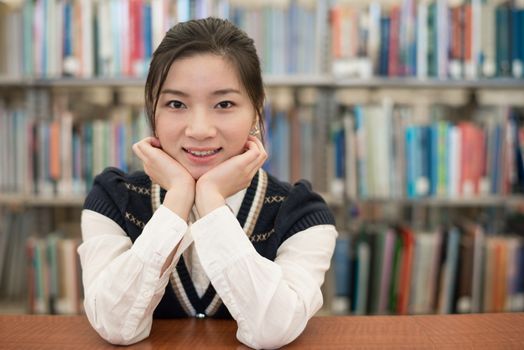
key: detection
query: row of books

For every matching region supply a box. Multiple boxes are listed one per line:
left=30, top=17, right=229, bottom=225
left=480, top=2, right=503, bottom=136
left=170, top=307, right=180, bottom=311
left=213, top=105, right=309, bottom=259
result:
left=0, top=0, right=326, bottom=78
left=0, top=105, right=149, bottom=196
left=0, top=206, right=82, bottom=314
left=27, top=234, right=83, bottom=315
left=331, top=0, right=524, bottom=79
left=332, top=221, right=524, bottom=315
left=3, top=97, right=524, bottom=200
left=330, top=104, right=524, bottom=199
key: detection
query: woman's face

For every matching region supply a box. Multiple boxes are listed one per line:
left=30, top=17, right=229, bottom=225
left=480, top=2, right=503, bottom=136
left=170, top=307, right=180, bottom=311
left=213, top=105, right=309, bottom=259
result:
left=155, top=53, right=257, bottom=180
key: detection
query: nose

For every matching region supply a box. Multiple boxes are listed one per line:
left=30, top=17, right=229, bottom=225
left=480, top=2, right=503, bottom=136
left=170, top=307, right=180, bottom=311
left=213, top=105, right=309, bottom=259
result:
left=184, top=108, right=217, bottom=140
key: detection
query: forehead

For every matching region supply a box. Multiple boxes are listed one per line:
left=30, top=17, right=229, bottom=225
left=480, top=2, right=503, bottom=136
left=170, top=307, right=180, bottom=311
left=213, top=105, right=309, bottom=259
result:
left=163, top=53, right=244, bottom=93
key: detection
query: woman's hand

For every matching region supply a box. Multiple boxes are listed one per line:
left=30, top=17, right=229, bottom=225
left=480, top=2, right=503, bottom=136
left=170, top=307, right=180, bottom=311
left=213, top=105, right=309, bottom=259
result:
left=195, top=135, right=268, bottom=216
left=132, top=137, right=195, bottom=220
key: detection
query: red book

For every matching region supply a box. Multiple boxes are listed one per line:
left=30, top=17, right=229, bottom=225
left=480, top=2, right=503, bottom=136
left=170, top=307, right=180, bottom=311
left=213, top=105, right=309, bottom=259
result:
left=464, top=4, right=472, bottom=62
left=330, top=6, right=343, bottom=59
left=129, top=0, right=144, bottom=76
left=388, top=6, right=400, bottom=76
left=397, top=226, right=414, bottom=314
left=49, top=120, right=61, bottom=182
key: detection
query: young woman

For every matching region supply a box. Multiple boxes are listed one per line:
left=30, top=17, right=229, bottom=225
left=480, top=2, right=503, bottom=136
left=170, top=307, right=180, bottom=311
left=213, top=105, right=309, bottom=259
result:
left=78, top=17, right=337, bottom=349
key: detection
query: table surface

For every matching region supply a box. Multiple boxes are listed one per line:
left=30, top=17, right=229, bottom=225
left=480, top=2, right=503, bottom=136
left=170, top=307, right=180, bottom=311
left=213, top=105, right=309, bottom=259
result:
left=1, top=313, right=524, bottom=349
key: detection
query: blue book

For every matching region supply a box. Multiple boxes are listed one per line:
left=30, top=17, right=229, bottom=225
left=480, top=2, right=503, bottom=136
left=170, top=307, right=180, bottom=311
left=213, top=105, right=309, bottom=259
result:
left=512, top=8, right=524, bottom=77
left=143, top=2, right=152, bottom=62
left=63, top=3, right=72, bottom=59
left=491, top=124, right=502, bottom=194
left=429, top=123, right=439, bottom=196
left=405, top=126, right=416, bottom=198
left=379, top=17, right=391, bottom=76
left=354, top=106, right=367, bottom=197
left=333, top=236, right=351, bottom=298
left=83, top=122, right=94, bottom=191
left=496, top=3, right=512, bottom=77
left=333, top=122, right=345, bottom=179
left=419, top=126, right=430, bottom=197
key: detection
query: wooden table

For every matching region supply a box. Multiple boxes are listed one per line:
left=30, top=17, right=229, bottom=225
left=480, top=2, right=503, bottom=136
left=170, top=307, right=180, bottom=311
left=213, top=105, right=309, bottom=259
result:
left=1, top=313, right=524, bottom=349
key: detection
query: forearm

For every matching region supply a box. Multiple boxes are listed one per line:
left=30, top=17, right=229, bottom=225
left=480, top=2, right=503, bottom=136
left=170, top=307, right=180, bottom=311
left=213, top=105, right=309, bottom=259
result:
left=79, top=208, right=190, bottom=344
left=190, top=207, right=336, bottom=349
left=82, top=250, right=173, bottom=345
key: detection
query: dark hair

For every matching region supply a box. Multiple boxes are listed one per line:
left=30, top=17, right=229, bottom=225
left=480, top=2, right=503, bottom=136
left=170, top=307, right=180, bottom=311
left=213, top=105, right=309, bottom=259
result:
left=145, top=17, right=265, bottom=141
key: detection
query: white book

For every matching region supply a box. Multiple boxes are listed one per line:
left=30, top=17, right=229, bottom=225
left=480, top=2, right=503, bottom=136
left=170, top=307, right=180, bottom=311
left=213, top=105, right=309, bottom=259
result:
left=4, top=6, right=24, bottom=77
left=437, top=0, right=449, bottom=78
left=410, top=234, right=425, bottom=314
left=471, top=225, right=485, bottom=313
left=151, top=0, right=164, bottom=51
left=417, top=1, right=428, bottom=79
left=505, top=237, right=519, bottom=311
left=45, top=0, right=58, bottom=77
left=412, top=233, right=436, bottom=314
left=465, top=0, right=482, bottom=79
left=481, top=1, right=496, bottom=77
left=376, top=100, right=393, bottom=198
left=0, top=106, right=6, bottom=191
left=97, top=0, right=112, bottom=76
left=343, top=111, right=357, bottom=199
left=56, top=238, right=80, bottom=314
left=81, top=0, right=93, bottom=77
left=314, top=0, right=328, bottom=74
left=58, top=111, right=73, bottom=196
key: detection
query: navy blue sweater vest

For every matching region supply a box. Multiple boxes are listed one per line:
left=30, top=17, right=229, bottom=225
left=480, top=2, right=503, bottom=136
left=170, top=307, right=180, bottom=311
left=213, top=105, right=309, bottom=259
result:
left=84, top=167, right=335, bottom=319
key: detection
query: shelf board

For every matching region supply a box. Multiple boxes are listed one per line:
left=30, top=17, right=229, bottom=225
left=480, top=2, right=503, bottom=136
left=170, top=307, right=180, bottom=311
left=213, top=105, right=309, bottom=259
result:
left=334, top=77, right=524, bottom=89
left=351, top=195, right=524, bottom=207
left=0, top=300, right=26, bottom=314
left=1, top=193, right=522, bottom=207
left=1, top=76, right=524, bottom=89
left=0, top=194, right=85, bottom=207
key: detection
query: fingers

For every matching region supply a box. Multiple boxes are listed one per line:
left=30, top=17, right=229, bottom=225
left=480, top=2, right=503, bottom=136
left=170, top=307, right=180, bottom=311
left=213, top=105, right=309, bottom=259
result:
left=133, top=137, right=162, bottom=161
left=240, top=137, right=267, bottom=177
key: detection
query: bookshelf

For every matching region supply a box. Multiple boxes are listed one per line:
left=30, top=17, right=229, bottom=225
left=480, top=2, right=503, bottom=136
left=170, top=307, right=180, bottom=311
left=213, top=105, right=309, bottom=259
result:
left=1, top=0, right=524, bottom=317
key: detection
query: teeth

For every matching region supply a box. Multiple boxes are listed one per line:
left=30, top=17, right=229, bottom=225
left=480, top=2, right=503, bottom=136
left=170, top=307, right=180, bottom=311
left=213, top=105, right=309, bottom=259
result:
left=187, top=149, right=219, bottom=156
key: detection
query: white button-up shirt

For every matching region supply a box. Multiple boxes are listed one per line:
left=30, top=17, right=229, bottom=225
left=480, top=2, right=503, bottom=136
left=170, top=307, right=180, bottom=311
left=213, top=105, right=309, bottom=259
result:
left=78, top=188, right=337, bottom=349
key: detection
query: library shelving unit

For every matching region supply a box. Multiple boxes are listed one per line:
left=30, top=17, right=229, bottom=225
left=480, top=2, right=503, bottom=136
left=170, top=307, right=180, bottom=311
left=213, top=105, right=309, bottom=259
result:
left=1, top=0, right=524, bottom=317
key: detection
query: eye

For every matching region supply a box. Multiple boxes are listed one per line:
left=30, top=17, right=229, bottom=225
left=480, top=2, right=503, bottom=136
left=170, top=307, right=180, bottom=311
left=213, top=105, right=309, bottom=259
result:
left=166, top=100, right=186, bottom=109
left=215, top=101, right=234, bottom=109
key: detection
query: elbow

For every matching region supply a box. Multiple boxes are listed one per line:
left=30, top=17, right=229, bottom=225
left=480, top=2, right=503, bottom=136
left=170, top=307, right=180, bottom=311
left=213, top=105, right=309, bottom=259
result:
left=91, top=319, right=150, bottom=346
left=238, top=324, right=306, bottom=350
left=237, top=314, right=308, bottom=350
left=100, top=332, right=147, bottom=346
left=83, top=297, right=151, bottom=346
left=237, top=293, right=321, bottom=349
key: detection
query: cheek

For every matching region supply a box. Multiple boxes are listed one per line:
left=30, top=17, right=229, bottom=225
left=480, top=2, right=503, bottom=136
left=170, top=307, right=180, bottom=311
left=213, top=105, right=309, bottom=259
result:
left=226, top=127, right=251, bottom=155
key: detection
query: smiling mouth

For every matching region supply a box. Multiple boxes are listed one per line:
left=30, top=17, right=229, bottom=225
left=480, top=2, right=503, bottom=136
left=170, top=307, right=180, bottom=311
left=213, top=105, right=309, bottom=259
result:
left=183, top=147, right=222, bottom=157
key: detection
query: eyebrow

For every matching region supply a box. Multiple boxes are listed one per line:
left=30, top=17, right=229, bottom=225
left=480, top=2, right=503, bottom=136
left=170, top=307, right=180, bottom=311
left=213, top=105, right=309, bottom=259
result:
left=160, top=88, right=242, bottom=97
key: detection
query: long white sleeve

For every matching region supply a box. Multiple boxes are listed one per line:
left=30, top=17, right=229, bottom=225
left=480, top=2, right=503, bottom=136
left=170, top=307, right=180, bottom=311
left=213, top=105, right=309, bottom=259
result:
left=79, top=205, right=337, bottom=348
left=78, top=206, right=189, bottom=345
left=191, top=206, right=337, bottom=349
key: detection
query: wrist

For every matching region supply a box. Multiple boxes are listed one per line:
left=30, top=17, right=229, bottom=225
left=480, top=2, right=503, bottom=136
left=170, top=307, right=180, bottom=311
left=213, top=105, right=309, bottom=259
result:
left=195, top=183, right=225, bottom=216
left=163, top=189, right=194, bottom=221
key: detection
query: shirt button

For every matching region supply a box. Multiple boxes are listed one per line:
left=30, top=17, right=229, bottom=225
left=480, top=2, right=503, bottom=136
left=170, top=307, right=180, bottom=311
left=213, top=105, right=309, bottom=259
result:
left=195, top=313, right=206, bottom=319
